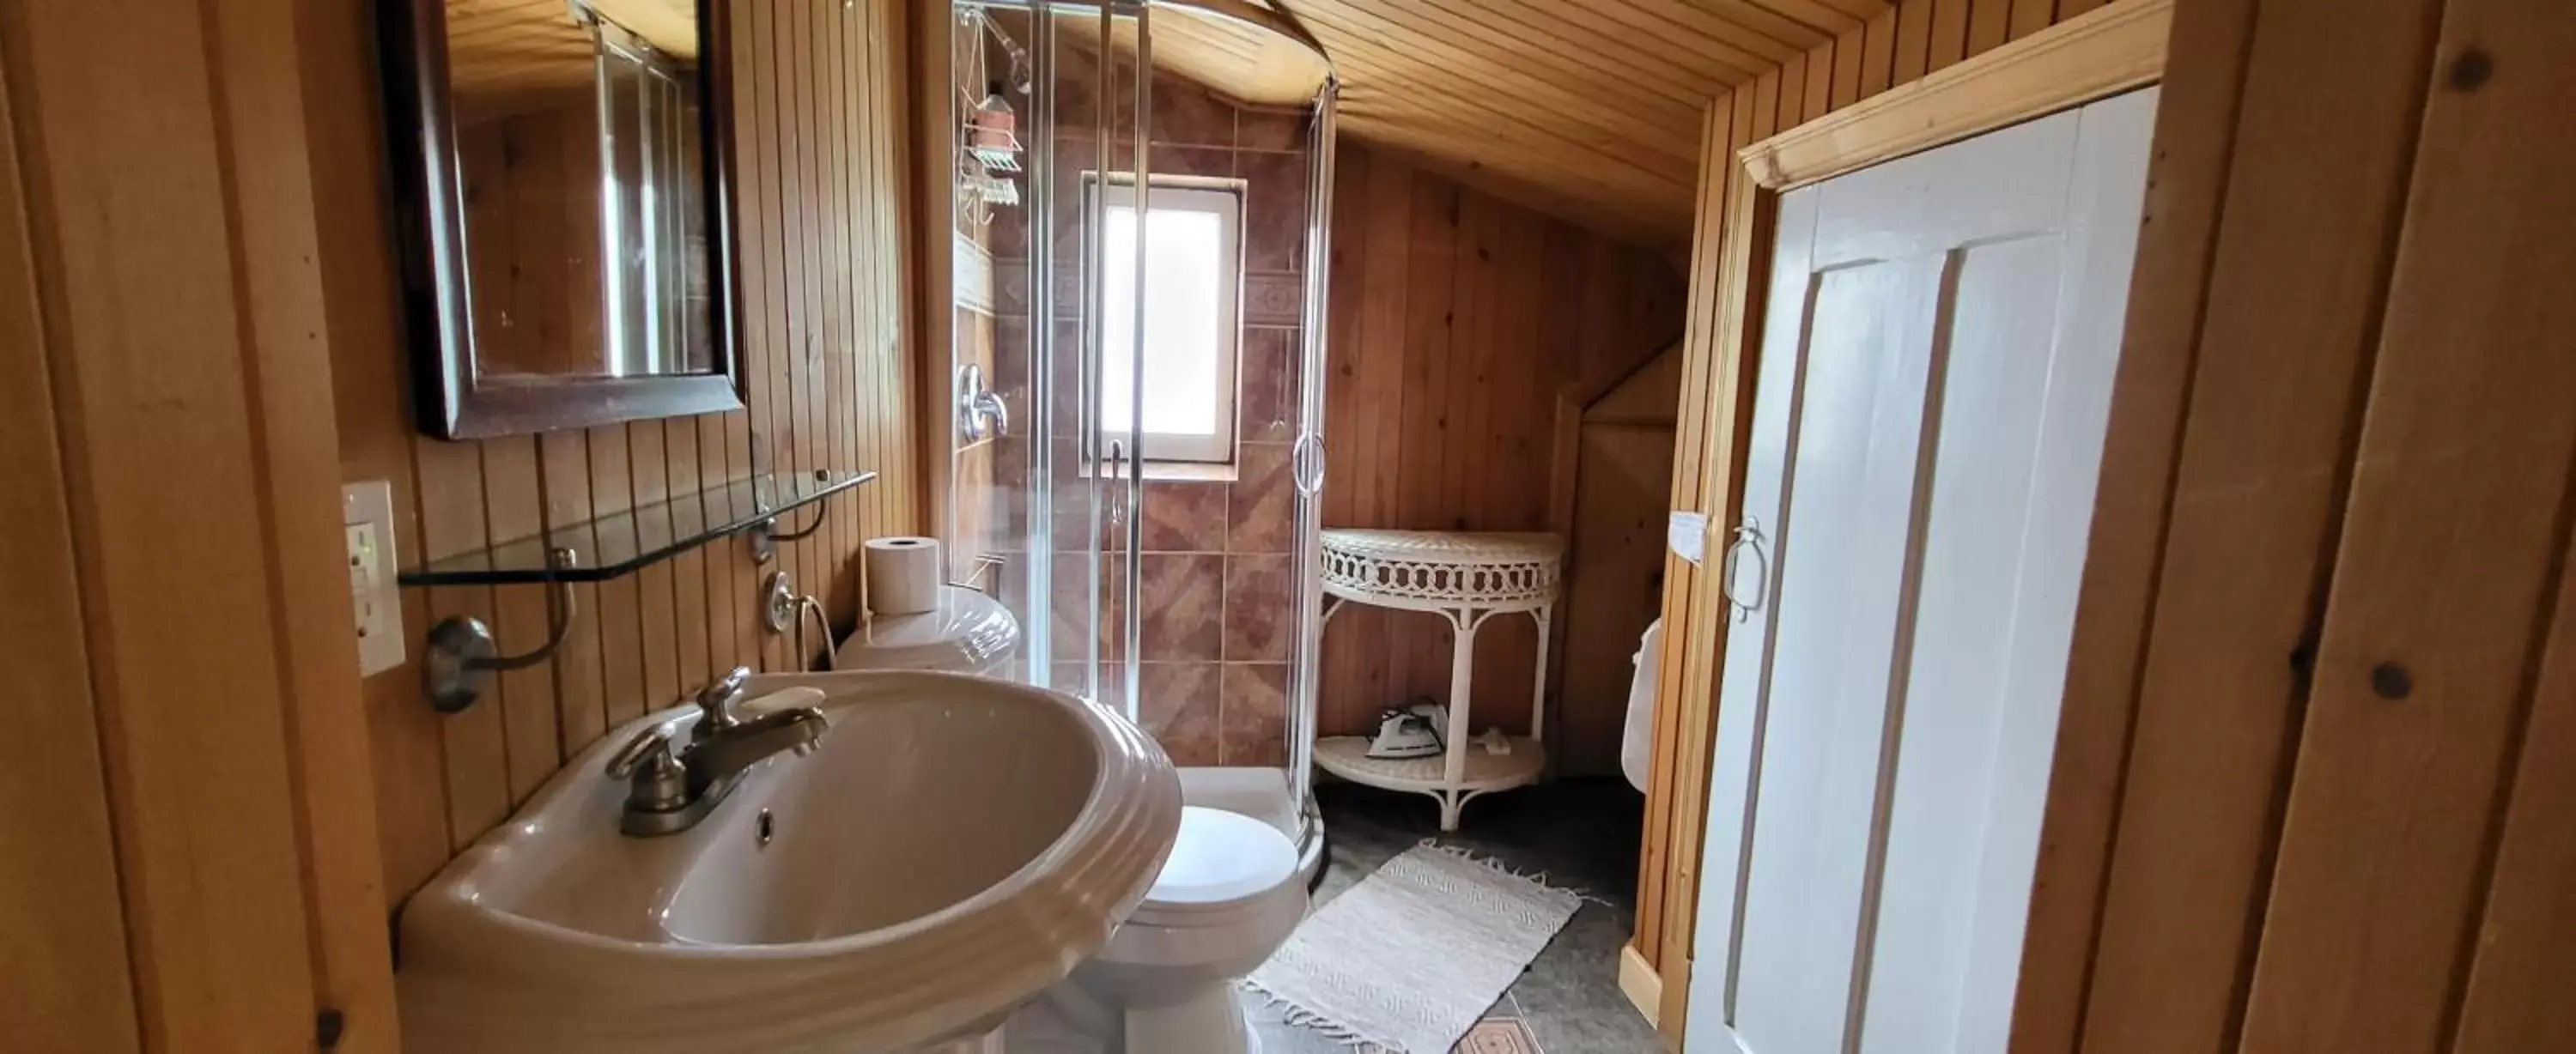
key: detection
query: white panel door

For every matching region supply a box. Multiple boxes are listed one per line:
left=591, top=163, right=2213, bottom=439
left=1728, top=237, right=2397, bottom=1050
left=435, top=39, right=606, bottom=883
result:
left=1687, top=88, right=2159, bottom=1054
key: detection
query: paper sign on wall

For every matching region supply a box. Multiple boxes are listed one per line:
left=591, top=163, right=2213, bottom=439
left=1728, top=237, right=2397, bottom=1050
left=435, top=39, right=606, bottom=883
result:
left=1669, top=511, right=1710, bottom=566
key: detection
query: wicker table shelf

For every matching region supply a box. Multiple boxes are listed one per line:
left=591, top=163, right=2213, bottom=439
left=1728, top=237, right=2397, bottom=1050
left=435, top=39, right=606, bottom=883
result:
left=1313, top=530, right=1562, bottom=831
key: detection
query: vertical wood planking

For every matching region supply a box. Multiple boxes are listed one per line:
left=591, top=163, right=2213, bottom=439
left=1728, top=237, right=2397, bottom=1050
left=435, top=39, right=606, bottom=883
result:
left=1634, top=0, right=2195, bottom=1006
left=1317, top=142, right=1685, bottom=733
left=1776, top=53, right=1810, bottom=134
left=2239, top=1, right=2576, bottom=1048
left=0, top=39, right=145, bottom=1051
left=1893, top=0, right=1935, bottom=83
left=2, top=0, right=349, bottom=1043
left=2009, top=0, right=2058, bottom=40
left=298, top=0, right=452, bottom=909
left=1929, top=0, right=1972, bottom=70
left=2455, top=544, right=2576, bottom=1054
left=1861, top=9, right=1899, bottom=98
left=1801, top=40, right=1835, bottom=124
left=589, top=425, right=649, bottom=730
left=2007, top=0, right=2258, bottom=1050
left=627, top=421, right=682, bottom=707
left=303, top=0, right=920, bottom=930
left=483, top=437, right=561, bottom=803
left=1832, top=24, right=1866, bottom=110
left=733, top=0, right=783, bottom=672
left=1966, top=0, right=2014, bottom=56
left=540, top=432, right=607, bottom=755
left=744, top=0, right=788, bottom=671
left=2075, top=2, right=2445, bottom=1052
left=418, top=437, right=511, bottom=846
left=665, top=421, right=713, bottom=693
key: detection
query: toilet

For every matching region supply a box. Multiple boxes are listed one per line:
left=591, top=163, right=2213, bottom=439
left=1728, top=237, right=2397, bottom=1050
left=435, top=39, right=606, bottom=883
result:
left=1074, top=806, right=1308, bottom=1054
left=833, top=585, right=1019, bottom=675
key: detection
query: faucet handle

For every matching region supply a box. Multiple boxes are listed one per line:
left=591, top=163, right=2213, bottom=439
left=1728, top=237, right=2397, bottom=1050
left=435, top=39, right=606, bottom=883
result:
left=605, top=722, right=677, bottom=779
left=693, top=666, right=755, bottom=739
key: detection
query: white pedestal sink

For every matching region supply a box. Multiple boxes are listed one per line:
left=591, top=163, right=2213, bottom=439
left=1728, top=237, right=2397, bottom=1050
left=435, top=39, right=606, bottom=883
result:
left=396, top=670, right=1182, bottom=1053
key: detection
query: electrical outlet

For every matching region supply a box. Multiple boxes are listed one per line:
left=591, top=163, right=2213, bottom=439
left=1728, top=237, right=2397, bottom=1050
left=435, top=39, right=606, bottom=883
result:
left=345, top=481, right=405, bottom=676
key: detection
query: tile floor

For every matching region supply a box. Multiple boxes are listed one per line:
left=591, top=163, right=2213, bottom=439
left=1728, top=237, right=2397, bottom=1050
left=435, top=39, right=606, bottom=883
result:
left=1248, top=778, right=1669, bottom=1054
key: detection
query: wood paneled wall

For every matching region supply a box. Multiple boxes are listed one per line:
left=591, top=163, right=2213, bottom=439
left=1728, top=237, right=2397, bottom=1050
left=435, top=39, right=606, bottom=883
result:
left=1631, top=0, right=2145, bottom=1033
left=307, top=0, right=921, bottom=912
left=1317, top=142, right=1686, bottom=739
left=1643, top=1, right=2576, bottom=1052
left=3, top=0, right=398, bottom=1047
left=2024, top=0, right=2576, bottom=1051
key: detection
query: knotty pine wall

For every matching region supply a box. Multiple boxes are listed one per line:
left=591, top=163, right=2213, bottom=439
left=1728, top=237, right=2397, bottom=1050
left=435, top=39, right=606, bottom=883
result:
left=1317, top=142, right=1686, bottom=742
left=1631, top=0, right=2143, bottom=1030
left=310, top=0, right=921, bottom=910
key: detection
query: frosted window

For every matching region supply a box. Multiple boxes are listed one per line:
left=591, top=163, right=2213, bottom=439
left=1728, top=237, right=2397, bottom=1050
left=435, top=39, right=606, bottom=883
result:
left=1096, top=180, right=1242, bottom=463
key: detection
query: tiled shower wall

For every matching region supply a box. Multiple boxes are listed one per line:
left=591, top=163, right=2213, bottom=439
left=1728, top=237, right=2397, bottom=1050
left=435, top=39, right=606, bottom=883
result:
left=987, top=33, right=1311, bottom=768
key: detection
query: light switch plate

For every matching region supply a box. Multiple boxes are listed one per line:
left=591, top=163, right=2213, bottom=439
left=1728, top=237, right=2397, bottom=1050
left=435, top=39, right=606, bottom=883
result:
left=1668, top=511, right=1710, bottom=566
left=344, top=481, right=405, bottom=676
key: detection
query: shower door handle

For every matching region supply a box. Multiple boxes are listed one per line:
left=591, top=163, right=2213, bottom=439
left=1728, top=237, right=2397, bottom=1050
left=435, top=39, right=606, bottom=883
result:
left=1291, top=433, right=1326, bottom=497
left=1103, top=440, right=1127, bottom=531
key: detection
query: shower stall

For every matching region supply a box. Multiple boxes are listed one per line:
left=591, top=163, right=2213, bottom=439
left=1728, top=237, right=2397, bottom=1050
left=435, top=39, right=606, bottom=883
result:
left=939, top=0, right=1337, bottom=877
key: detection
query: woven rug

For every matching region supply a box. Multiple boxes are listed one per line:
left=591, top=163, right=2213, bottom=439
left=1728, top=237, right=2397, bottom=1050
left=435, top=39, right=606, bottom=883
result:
left=1453, top=1018, right=1543, bottom=1053
left=1248, top=845, right=1580, bottom=1054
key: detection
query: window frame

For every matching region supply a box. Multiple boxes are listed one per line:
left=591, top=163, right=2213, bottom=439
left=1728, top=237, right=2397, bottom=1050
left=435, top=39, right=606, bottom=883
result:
left=1083, top=173, right=1246, bottom=466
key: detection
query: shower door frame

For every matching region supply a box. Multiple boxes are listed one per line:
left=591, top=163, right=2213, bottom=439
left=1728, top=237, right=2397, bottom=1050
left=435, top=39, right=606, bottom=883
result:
left=939, top=0, right=1338, bottom=857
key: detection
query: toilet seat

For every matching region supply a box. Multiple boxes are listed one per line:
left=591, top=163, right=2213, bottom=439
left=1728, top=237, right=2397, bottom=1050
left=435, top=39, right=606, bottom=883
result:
left=1125, top=808, right=1300, bottom=929
left=1078, top=807, right=1308, bottom=1053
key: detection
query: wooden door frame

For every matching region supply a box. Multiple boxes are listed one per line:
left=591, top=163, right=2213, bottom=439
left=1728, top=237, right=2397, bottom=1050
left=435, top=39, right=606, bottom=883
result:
left=1636, top=0, right=2172, bottom=1042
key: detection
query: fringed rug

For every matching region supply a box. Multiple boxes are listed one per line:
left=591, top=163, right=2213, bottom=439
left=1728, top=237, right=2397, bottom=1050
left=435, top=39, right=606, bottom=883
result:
left=1247, top=844, right=1581, bottom=1054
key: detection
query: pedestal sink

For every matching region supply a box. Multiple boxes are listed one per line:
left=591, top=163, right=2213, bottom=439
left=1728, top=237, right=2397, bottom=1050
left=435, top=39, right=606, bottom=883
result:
left=396, top=670, right=1182, bottom=1053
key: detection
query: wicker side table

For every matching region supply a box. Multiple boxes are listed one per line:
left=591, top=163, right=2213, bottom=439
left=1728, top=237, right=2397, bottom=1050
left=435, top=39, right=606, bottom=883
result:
left=1311, top=530, right=1563, bottom=830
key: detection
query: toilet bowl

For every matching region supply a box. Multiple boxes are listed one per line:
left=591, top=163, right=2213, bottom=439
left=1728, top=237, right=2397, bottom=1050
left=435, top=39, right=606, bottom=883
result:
left=1075, top=806, right=1307, bottom=1054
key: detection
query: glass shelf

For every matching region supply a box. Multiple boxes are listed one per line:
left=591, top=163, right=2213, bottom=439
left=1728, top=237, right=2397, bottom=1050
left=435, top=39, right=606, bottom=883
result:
left=398, top=469, right=878, bottom=587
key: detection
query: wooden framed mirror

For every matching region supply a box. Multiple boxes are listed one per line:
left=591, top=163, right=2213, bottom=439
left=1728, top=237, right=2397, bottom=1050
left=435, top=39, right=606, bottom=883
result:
left=379, top=0, right=741, bottom=439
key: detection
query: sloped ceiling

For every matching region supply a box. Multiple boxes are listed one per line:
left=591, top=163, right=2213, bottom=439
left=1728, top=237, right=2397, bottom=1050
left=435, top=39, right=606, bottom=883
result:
left=1153, top=0, right=1897, bottom=245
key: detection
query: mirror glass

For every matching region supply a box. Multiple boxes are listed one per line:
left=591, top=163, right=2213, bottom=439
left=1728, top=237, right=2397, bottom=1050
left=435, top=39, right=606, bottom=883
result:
left=443, top=0, right=713, bottom=379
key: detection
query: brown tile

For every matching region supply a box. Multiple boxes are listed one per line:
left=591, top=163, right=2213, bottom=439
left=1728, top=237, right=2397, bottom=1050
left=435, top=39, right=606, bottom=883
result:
left=1050, top=551, right=1121, bottom=651
left=991, top=313, right=1030, bottom=408
left=1229, top=443, right=1295, bottom=553
left=1242, top=271, right=1303, bottom=327
left=1149, top=143, right=1233, bottom=180
left=1220, top=663, right=1289, bottom=766
left=1238, top=326, right=1301, bottom=442
left=1047, top=319, right=1086, bottom=439
left=1223, top=554, right=1293, bottom=662
left=1048, top=45, right=1122, bottom=132
left=1150, top=73, right=1236, bottom=148
left=1236, top=107, right=1310, bottom=152
left=1140, top=662, right=1221, bottom=766
left=993, top=259, right=1030, bottom=316
left=1237, top=148, right=1309, bottom=273
left=1049, top=439, right=1104, bottom=549
left=1139, top=553, right=1223, bottom=660
left=1140, top=482, right=1228, bottom=552
left=1053, top=660, right=1122, bottom=706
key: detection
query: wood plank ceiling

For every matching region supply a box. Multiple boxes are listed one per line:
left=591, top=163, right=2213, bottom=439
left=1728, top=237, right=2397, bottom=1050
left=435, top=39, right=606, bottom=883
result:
left=1224, top=0, right=1897, bottom=244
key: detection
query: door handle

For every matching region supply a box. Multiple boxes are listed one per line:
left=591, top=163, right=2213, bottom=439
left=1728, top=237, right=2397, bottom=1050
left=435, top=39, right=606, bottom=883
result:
left=1291, top=432, right=1327, bottom=496
left=1719, top=514, right=1770, bottom=623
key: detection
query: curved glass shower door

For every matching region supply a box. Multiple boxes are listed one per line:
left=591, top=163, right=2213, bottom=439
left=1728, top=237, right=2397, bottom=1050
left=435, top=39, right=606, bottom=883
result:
left=946, top=0, right=1334, bottom=877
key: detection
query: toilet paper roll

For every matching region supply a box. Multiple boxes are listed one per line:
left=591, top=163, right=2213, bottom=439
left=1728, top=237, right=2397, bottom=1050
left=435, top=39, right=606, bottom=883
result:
left=864, top=536, right=944, bottom=615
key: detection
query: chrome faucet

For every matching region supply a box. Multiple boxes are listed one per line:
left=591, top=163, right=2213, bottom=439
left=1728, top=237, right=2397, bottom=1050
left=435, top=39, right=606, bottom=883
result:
left=605, top=666, right=829, bottom=837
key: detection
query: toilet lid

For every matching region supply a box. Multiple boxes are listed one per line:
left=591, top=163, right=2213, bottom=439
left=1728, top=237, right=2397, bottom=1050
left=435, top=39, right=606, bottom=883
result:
left=1144, top=807, right=1298, bottom=911
left=832, top=586, right=1020, bottom=673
